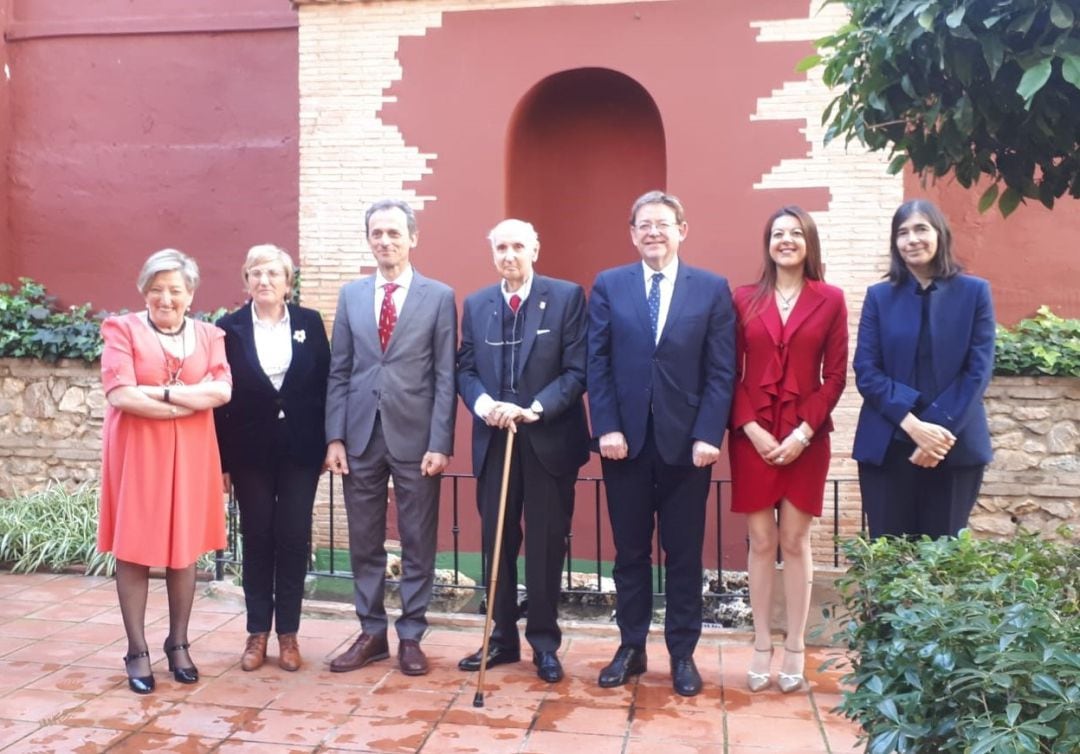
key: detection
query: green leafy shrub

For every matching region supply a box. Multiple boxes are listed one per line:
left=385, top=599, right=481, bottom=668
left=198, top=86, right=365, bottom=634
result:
left=0, top=483, right=115, bottom=575
left=0, top=279, right=106, bottom=362
left=995, top=306, right=1080, bottom=377
left=831, top=531, right=1080, bottom=754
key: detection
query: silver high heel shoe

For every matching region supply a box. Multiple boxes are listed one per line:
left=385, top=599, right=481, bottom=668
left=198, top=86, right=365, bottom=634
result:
left=747, top=646, right=773, bottom=693
left=778, top=646, right=805, bottom=694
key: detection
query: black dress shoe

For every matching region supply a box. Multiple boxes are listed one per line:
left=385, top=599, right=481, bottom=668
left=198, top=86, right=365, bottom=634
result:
left=598, top=645, right=647, bottom=688
left=123, top=650, right=155, bottom=695
left=163, top=639, right=199, bottom=684
left=533, top=651, right=564, bottom=683
left=458, top=644, right=521, bottom=672
left=671, top=656, right=702, bottom=697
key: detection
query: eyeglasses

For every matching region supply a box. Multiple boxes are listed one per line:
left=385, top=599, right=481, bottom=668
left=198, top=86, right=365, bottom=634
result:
left=633, top=221, right=680, bottom=234
left=249, top=269, right=284, bottom=281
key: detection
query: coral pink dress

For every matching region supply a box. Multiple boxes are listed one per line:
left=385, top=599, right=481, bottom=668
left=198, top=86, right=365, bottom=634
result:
left=98, top=313, right=232, bottom=568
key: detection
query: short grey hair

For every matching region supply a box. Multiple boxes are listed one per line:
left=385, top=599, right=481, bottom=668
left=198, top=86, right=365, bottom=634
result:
left=137, top=249, right=200, bottom=295
left=364, top=199, right=418, bottom=236
left=243, top=243, right=295, bottom=301
left=487, top=218, right=539, bottom=249
left=630, top=190, right=686, bottom=226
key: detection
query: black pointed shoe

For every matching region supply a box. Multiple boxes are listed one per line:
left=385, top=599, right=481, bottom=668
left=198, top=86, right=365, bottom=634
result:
left=598, top=645, right=647, bottom=688
left=123, top=650, right=155, bottom=695
left=671, top=656, right=702, bottom=697
left=163, top=639, right=199, bottom=684
left=457, top=644, right=521, bottom=672
left=533, top=651, right=564, bottom=683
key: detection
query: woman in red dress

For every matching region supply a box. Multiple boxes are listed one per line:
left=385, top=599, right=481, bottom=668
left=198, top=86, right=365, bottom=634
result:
left=729, top=207, right=847, bottom=693
left=98, top=249, right=232, bottom=694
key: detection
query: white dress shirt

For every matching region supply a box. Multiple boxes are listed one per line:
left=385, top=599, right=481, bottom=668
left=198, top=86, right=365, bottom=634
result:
left=373, top=265, right=414, bottom=324
left=251, top=303, right=292, bottom=391
left=643, top=257, right=679, bottom=344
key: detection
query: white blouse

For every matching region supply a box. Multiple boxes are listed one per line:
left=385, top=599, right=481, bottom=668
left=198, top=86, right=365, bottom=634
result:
left=252, top=303, right=292, bottom=391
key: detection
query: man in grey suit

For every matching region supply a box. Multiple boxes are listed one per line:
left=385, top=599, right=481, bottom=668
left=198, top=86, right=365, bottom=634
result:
left=324, top=199, right=457, bottom=676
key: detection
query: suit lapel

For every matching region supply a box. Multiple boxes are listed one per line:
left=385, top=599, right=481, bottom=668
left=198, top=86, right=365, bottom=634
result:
left=356, top=276, right=380, bottom=354
left=780, top=281, right=826, bottom=343
left=386, top=271, right=426, bottom=355
left=237, top=305, right=277, bottom=392
left=516, top=276, right=548, bottom=371
left=890, top=281, right=921, bottom=379
left=659, top=263, right=692, bottom=346
left=627, top=265, right=652, bottom=337
left=279, top=304, right=304, bottom=393
left=481, top=287, right=504, bottom=388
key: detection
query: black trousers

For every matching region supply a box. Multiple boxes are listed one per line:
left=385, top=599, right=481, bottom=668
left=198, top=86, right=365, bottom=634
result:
left=858, top=441, right=985, bottom=539
left=479, top=429, right=575, bottom=654
left=230, top=459, right=322, bottom=635
left=600, top=428, right=710, bottom=659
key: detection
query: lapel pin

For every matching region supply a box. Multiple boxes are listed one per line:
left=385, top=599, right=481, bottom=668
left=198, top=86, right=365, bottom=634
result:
left=539, top=301, right=547, bottom=310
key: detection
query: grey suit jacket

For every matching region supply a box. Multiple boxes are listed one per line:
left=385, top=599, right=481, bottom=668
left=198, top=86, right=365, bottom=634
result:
left=325, top=269, right=457, bottom=462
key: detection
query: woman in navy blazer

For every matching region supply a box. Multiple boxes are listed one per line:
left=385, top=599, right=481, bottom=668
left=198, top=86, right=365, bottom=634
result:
left=853, top=200, right=995, bottom=539
left=215, top=245, right=330, bottom=672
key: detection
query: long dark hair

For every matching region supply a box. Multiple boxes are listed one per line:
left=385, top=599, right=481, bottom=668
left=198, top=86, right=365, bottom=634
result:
left=887, top=199, right=963, bottom=284
left=747, top=206, right=824, bottom=316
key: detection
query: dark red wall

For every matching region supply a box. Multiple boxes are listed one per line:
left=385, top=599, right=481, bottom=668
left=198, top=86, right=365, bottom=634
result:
left=2, top=0, right=298, bottom=313
left=0, top=0, right=11, bottom=286
left=904, top=173, right=1080, bottom=324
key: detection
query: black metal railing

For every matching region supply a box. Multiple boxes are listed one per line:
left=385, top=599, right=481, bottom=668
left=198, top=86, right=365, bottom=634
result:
left=216, top=472, right=861, bottom=600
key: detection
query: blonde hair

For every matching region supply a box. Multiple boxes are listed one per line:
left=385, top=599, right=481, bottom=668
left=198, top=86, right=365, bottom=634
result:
left=242, top=244, right=295, bottom=301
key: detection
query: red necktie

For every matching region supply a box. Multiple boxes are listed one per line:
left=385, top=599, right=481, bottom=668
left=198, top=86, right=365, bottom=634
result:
left=379, top=282, right=399, bottom=352
left=509, top=294, right=522, bottom=313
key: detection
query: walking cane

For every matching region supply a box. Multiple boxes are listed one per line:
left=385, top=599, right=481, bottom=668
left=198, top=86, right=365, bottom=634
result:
left=473, top=426, right=515, bottom=708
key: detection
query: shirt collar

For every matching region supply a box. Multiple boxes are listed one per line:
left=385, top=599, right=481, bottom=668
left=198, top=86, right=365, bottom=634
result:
left=501, top=275, right=534, bottom=305
left=250, top=301, right=291, bottom=328
left=376, top=264, right=414, bottom=291
left=642, top=256, right=679, bottom=282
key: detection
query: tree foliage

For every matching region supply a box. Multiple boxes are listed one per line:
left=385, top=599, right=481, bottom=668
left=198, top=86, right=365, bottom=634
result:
left=808, top=0, right=1080, bottom=217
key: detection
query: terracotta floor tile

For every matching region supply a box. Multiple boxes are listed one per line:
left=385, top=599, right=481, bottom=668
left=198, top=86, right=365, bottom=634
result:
left=624, top=739, right=725, bottom=754
left=68, top=585, right=124, bottom=606
left=634, top=679, right=724, bottom=710
left=519, top=729, right=626, bottom=754
left=6, top=583, right=94, bottom=604
left=26, top=664, right=129, bottom=695
left=371, top=669, right=469, bottom=695
left=0, top=601, right=42, bottom=621
left=439, top=692, right=540, bottom=729
left=0, top=618, right=68, bottom=640
left=269, top=681, right=371, bottom=714
left=0, top=634, right=37, bottom=658
left=533, top=699, right=631, bottom=736
left=0, top=660, right=61, bottom=694
left=323, top=716, right=433, bottom=753
left=106, top=731, right=220, bottom=753
left=821, top=719, right=865, bottom=752
left=4, top=639, right=99, bottom=666
left=60, top=693, right=175, bottom=730
left=356, top=688, right=456, bottom=721
left=159, top=649, right=241, bottom=679
left=630, top=706, right=726, bottom=743
left=0, top=720, right=37, bottom=749
left=549, top=674, right=636, bottom=707
left=418, top=722, right=526, bottom=754
left=0, top=688, right=90, bottom=723
left=142, top=701, right=257, bottom=739
left=231, top=708, right=348, bottom=746
left=726, top=713, right=828, bottom=750
left=186, top=672, right=290, bottom=708
left=728, top=747, right=830, bottom=754
left=722, top=686, right=816, bottom=719
left=0, top=723, right=127, bottom=753
left=24, top=601, right=111, bottom=622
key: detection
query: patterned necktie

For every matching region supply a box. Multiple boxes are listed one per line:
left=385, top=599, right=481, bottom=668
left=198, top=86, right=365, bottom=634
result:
left=648, top=272, right=663, bottom=343
left=378, top=282, right=399, bottom=352
left=509, top=294, right=522, bottom=313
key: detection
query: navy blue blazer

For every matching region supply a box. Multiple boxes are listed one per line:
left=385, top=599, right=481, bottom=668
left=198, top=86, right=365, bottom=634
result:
left=215, top=303, right=331, bottom=471
left=457, top=275, right=590, bottom=478
left=852, top=274, right=995, bottom=466
left=587, top=261, right=736, bottom=466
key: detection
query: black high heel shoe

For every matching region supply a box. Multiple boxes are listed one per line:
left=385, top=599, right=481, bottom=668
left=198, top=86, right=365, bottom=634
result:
left=123, top=650, right=155, bottom=694
left=163, top=639, right=199, bottom=684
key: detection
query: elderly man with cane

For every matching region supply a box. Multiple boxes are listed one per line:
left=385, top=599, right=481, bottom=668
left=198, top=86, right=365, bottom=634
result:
left=456, top=218, right=590, bottom=689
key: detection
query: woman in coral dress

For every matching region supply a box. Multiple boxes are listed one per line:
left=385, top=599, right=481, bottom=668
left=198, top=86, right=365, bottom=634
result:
left=728, top=207, right=847, bottom=694
left=98, top=248, right=232, bottom=694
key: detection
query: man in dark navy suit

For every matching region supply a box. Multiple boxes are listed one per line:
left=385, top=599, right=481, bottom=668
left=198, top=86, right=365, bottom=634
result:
left=456, top=219, right=590, bottom=683
left=587, top=191, right=735, bottom=696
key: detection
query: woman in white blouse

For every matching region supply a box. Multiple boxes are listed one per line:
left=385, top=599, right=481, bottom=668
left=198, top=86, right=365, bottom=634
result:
left=215, top=245, right=330, bottom=672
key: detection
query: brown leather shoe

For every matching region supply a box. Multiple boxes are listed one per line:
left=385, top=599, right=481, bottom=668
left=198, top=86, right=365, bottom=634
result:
left=278, top=633, right=301, bottom=672
left=398, top=639, right=429, bottom=676
left=241, top=632, right=269, bottom=672
left=329, top=632, right=389, bottom=673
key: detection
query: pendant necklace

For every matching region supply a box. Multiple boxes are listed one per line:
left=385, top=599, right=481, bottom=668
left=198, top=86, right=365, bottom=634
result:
left=775, top=285, right=802, bottom=313
left=149, top=315, right=189, bottom=385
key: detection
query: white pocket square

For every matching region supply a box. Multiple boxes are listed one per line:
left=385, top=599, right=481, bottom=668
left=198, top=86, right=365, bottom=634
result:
left=536, top=329, right=551, bottom=335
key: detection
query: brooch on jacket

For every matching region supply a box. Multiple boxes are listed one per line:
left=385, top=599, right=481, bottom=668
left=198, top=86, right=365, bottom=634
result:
left=293, top=330, right=306, bottom=344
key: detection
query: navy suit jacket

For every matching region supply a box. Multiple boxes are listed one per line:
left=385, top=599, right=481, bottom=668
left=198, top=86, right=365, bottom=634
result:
left=457, top=275, right=590, bottom=478
left=214, top=303, right=331, bottom=471
left=587, top=261, right=736, bottom=466
left=852, top=274, right=995, bottom=466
